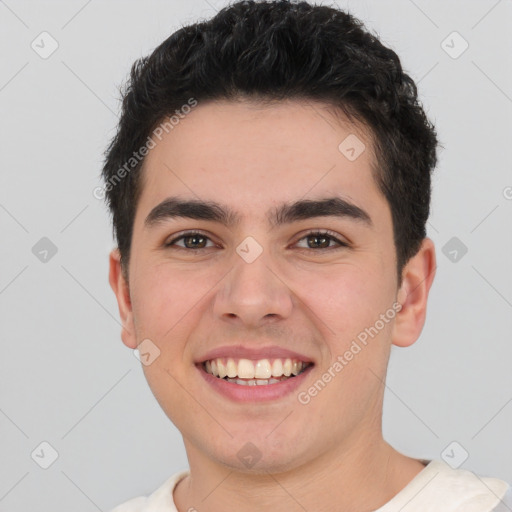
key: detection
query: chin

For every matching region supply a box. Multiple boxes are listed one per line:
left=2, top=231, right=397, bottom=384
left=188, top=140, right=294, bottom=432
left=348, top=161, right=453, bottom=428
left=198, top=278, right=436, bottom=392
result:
left=207, top=433, right=311, bottom=475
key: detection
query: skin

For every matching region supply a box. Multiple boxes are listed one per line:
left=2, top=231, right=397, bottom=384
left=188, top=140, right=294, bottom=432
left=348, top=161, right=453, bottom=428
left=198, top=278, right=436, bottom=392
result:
left=109, top=99, right=436, bottom=512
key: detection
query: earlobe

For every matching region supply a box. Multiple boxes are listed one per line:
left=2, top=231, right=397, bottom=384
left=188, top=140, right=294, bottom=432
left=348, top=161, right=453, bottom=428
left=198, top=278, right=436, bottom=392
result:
left=392, top=238, right=436, bottom=348
left=108, top=248, right=138, bottom=349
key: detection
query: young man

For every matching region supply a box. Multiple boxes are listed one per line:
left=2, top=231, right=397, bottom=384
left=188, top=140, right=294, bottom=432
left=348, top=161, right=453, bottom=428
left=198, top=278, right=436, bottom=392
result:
left=103, top=1, right=511, bottom=510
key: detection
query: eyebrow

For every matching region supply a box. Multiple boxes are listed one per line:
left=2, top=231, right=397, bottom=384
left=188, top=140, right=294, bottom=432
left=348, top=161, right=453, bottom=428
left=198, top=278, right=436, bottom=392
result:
left=144, top=196, right=373, bottom=229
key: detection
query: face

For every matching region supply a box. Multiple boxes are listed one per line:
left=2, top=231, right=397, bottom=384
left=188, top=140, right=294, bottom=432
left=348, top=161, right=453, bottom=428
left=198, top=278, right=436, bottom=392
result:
left=109, top=99, right=435, bottom=473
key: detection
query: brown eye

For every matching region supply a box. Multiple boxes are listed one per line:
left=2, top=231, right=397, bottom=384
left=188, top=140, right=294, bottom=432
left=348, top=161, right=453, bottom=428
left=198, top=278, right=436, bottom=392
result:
left=295, top=230, right=348, bottom=251
left=306, top=234, right=331, bottom=249
left=165, top=231, right=215, bottom=250
left=183, top=234, right=207, bottom=248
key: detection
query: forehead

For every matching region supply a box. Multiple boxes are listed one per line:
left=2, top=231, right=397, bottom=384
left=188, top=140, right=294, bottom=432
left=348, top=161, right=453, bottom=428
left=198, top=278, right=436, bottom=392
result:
left=135, top=99, right=384, bottom=225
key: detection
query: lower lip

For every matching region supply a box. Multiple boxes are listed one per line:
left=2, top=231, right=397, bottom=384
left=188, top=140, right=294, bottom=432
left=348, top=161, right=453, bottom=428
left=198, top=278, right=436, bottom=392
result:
left=196, top=363, right=314, bottom=402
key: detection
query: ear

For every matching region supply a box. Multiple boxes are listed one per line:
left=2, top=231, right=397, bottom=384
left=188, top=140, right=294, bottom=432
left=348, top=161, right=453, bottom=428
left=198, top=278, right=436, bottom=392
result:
left=108, top=248, right=138, bottom=349
left=392, top=237, right=436, bottom=348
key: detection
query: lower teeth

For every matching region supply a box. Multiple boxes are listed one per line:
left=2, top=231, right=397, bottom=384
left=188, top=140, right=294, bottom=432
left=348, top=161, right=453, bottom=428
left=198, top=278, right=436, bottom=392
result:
left=224, top=376, right=292, bottom=386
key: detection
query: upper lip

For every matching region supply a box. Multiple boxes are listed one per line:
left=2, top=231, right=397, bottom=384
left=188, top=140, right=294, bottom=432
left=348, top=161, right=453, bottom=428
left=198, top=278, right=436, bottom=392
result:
left=196, top=345, right=315, bottom=364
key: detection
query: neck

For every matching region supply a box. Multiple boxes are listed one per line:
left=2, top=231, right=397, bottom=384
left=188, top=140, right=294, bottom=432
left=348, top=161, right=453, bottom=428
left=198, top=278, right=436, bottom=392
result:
left=174, top=432, right=426, bottom=512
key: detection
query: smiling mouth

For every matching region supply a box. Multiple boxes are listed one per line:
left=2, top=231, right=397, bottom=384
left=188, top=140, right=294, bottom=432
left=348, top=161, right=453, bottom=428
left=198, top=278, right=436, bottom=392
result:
left=201, top=357, right=313, bottom=386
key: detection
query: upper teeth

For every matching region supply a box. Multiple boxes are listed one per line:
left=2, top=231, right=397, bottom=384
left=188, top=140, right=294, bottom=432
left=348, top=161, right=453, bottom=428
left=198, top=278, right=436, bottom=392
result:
left=204, top=358, right=308, bottom=379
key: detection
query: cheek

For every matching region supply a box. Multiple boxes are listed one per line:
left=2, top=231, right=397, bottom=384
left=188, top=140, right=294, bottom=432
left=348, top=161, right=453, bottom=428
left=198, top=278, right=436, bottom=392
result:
left=299, top=262, right=396, bottom=361
left=129, top=261, right=230, bottom=374
left=301, top=262, right=387, bottom=323
left=131, top=263, right=205, bottom=336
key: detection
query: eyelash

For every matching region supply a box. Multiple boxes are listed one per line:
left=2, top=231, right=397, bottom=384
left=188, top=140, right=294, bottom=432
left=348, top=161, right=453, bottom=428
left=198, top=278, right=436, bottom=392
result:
left=164, top=230, right=349, bottom=252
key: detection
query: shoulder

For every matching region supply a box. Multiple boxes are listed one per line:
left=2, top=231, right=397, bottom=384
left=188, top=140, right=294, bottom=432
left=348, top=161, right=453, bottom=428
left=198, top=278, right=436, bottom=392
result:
left=422, top=460, right=510, bottom=511
left=107, top=470, right=190, bottom=512
left=378, top=459, right=511, bottom=511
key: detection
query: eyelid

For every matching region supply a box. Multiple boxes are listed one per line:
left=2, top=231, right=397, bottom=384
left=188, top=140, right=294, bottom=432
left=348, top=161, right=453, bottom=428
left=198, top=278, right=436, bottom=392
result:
left=164, top=229, right=217, bottom=248
left=293, top=229, right=349, bottom=249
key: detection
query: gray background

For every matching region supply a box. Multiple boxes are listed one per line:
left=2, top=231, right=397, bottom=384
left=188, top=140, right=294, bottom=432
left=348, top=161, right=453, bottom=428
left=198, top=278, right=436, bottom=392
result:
left=1, top=0, right=511, bottom=510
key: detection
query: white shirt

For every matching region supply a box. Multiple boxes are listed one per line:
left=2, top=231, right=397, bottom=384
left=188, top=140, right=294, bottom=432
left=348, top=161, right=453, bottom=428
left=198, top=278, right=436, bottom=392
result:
left=109, top=459, right=512, bottom=512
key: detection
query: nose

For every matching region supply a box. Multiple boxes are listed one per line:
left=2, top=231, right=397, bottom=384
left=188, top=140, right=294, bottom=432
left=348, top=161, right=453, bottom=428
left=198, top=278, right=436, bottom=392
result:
left=213, top=247, right=294, bottom=328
